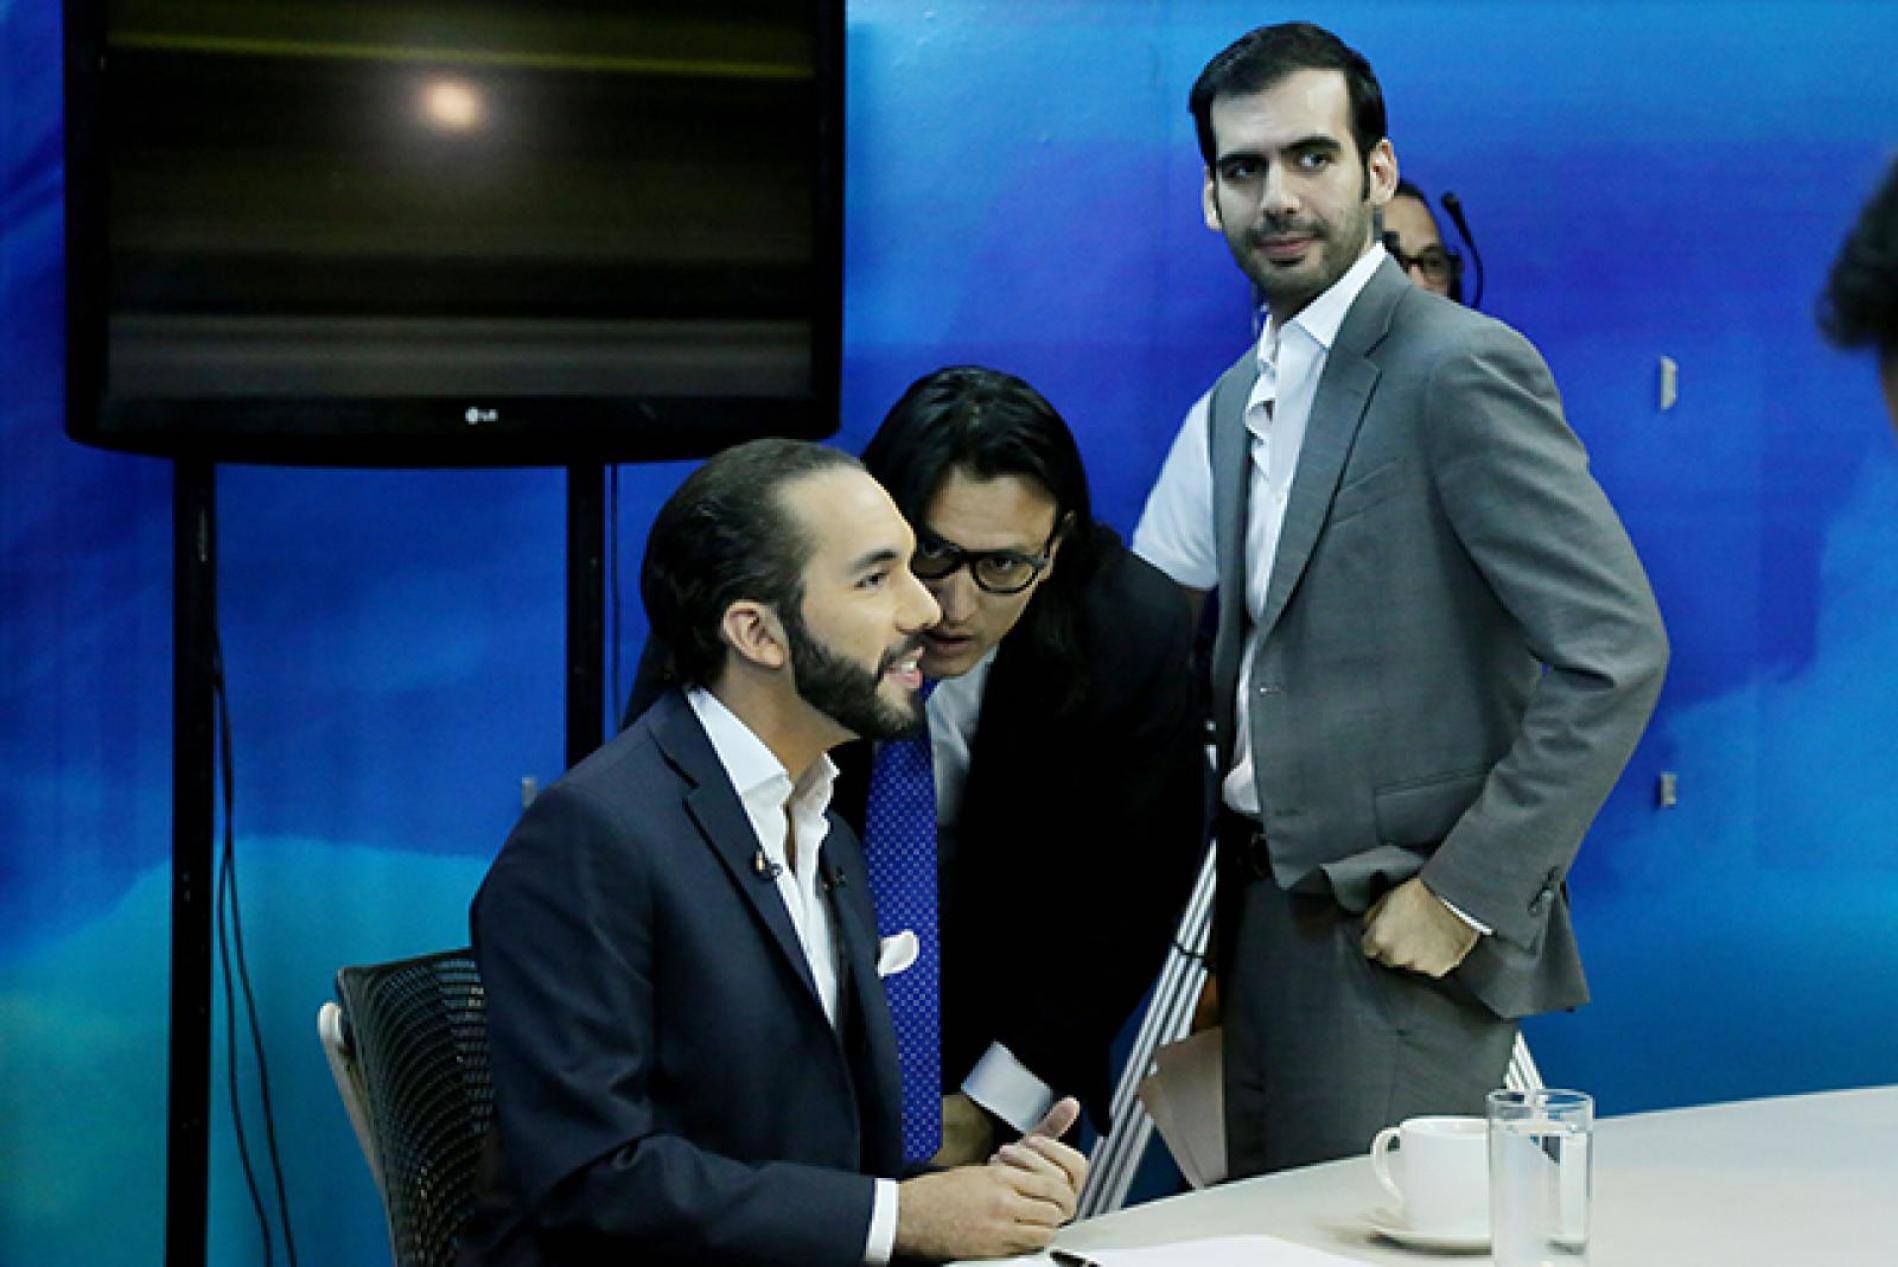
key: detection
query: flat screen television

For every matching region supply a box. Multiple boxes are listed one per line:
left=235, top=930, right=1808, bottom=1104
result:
left=64, top=0, right=841, bottom=466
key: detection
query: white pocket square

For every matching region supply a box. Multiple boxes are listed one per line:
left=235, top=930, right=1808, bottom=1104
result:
left=877, top=930, right=918, bottom=979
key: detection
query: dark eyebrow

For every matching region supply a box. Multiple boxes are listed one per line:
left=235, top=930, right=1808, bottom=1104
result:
left=921, top=526, right=1040, bottom=558
left=917, top=525, right=961, bottom=549
left=1287, top=135, right=1343, bottom=155
left=1219, top=134, right=1342, bottom=166
left=846, top=546, right=902, bottom=575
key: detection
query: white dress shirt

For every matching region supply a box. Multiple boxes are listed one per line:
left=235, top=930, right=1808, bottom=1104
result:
left=684, top=688, right=899, bottom=1264
left=1134, top=243, right=1388, bottom=816
left=1133, top=245, right=1490, bottom=936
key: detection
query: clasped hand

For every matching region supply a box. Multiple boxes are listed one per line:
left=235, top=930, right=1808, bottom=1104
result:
left=1360, top=876, right=1479, bottom=977
left=895, top=1098, right=1087, bottom=1261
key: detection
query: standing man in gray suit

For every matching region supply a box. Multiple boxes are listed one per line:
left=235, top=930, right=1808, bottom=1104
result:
left=1134, top=22, right=1669, bottom=1177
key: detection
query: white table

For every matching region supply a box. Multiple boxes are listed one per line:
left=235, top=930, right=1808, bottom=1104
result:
left=1042, top=1086, right=1898, bottom=1265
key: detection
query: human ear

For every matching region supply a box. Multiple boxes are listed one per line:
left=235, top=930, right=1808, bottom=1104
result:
left=719, top=601, right=789, bottom=671
left=1366, top=139, right=1398, bottom=207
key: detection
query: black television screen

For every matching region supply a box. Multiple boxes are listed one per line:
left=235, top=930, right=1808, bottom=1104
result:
left=64, top=0, right=841, bottom=465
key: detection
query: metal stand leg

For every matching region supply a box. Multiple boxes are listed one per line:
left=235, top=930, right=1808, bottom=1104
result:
left=167, top=459, right=216, bottom=1267
left=1078, top=845, right=1546, bottom=1218
left=1077, top=843, right=1217, bottom=1218
left=1505, top=1033, right=1545, bottom=1092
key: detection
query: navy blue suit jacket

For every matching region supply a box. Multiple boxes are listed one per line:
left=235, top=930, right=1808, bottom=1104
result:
left=464, top=690, right=905, bottom=1267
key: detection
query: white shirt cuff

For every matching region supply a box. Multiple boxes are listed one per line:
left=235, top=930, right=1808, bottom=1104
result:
left=863, top=1178, right=899, bottom=1265
left=1437, top=895, right=1493, bottom=936
left=962, top=1042, right=1056, bottom=1135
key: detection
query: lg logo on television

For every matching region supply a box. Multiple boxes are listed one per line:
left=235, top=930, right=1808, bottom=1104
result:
left=464, top=407, right=499, bottom=425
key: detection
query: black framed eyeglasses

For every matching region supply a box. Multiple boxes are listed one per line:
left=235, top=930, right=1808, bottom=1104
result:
left=1383, top=233, right=1462, bottom=286
left=911, top=520, right=1065, bottom=595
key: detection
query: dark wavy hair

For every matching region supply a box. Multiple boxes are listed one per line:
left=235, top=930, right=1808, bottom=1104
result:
left=1819, top=158, right=1898, bottom=354
left=1189, top=22, right=1387, bottom=168
left=640, top=439, right=859, bottom=689
left=860, top=366, right=1100, bottom=711
left=1391, top=177, right=1435, bottom=218
left=1387, top=177, right=1464, bottom=304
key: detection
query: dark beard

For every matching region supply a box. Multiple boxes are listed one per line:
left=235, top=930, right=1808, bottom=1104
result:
left=783, top=606, right=924, bottom=741
left=1240, top=171, right=1378, bottom=314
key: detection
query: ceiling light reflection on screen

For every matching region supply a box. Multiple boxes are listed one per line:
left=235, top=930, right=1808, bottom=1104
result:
left=421, top=79, right=485, bottom=131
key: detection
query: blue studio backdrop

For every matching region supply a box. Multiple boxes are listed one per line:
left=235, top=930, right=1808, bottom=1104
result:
left=4, top=2, right=1897, bottom=1264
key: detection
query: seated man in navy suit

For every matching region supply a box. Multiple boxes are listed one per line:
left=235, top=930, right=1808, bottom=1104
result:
left=464, top=439, right=1087, bottom=1267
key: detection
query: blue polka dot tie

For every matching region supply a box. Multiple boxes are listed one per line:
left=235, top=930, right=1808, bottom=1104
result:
left=861, top=684, right=941, bottom=1164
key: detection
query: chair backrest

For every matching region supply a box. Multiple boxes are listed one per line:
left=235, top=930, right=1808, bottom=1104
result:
left=321, top=948, right=493, bottom=1267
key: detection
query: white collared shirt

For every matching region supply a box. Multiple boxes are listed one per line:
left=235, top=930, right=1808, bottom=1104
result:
left=926, top=648, right=993, bottom=823
left=687, top=687, right=844, bottom=1021
left=1133, top=244, right=1389, bottom=815
left=684, top=688, right=899, bottom=1264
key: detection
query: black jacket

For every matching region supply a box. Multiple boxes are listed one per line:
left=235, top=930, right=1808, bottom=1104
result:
left=626, top=529, right=1209, bottom=1132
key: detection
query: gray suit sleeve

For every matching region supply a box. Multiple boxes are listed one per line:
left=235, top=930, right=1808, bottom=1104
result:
left=1417, top=323, right=1669, bottom=948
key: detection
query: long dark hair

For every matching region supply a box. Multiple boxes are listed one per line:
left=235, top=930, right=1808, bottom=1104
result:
left=861, top=366, right=1101, bottom=711
left=1820, top=157, right=1898, bottom=353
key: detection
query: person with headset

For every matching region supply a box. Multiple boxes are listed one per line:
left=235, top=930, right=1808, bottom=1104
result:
left=1382, top=177, right=1464, bottom=301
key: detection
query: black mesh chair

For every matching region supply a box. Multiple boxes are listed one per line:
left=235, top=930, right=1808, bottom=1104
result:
left=317, top=948, right=493, bottom=1267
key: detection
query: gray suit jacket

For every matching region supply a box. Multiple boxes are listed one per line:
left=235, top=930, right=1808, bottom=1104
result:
left=1207, top=258, right=1668, bottom=1019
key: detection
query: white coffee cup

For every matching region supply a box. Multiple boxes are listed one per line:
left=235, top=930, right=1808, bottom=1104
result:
left=1369, top=1115, right=1489, bottom=1235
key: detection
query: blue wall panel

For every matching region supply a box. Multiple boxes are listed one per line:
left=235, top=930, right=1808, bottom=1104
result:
left=4, top=1, right=1897, bottom=1262
left=4, top=0, right=171, bottom=1259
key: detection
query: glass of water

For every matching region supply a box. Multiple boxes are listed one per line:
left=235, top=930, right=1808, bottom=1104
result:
left=1487, top=1088, right=1593, bottom=1266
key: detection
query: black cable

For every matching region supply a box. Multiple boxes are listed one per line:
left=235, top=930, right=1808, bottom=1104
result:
left=211, top=628, right=300, bottom=1267
left=1439, top=191, right=1486, bottom=310
left=210, top=632, right=273, bottom=1266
